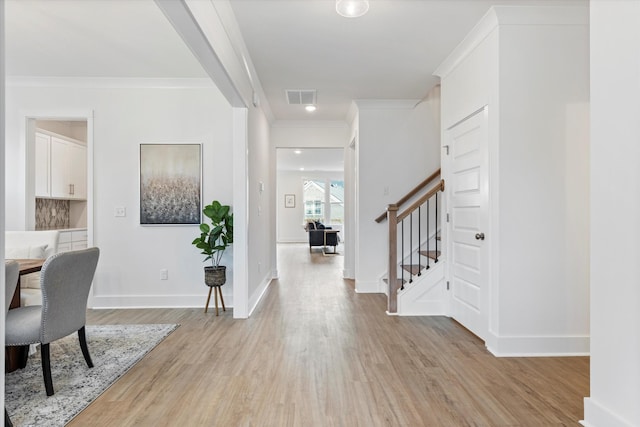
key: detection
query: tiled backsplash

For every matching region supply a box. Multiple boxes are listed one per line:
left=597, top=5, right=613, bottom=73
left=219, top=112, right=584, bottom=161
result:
left=36, top=198, right=70, bottom=229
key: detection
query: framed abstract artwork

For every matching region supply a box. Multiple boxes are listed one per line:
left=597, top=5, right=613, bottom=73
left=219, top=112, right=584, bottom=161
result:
left=139, top=143, right=202, bottom=225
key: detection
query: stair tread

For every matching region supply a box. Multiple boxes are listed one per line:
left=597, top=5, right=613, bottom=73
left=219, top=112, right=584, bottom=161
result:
left=419, top=250, right=441, bottom=260
left=400, top=264, right=424, bottom=275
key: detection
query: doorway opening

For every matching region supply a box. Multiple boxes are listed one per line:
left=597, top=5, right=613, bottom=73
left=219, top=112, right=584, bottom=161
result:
left=276, top=147, right=345, bottom=270
left=23, top=114, right=93, bottom=254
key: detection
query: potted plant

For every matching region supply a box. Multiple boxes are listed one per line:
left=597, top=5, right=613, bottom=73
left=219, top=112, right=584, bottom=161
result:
left=192, top=201, right=233, bottom=313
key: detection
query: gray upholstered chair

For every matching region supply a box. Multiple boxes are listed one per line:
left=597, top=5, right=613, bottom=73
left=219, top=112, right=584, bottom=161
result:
left=5, top=248, right=100, bottom=396
left=5, top=261, right=19, bottom=427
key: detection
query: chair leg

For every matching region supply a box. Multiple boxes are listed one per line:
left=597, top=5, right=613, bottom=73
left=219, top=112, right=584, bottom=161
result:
left=78, top=326, right=94, bottom=368
left=5, top=407, right=13, bottom=427
left=41, top=343, right=54, bottom=396
left=17, top=345, right=30, bottom=369
left=204, top=286, right=213, bottom=313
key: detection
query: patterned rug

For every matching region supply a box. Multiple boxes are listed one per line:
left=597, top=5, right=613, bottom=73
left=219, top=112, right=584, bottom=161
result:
left=5, top=324, right=179, bottom=426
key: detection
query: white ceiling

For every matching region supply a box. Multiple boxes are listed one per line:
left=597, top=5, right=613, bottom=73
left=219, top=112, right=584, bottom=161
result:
left=228, top=0, right=587, bottom=121
left=5, top=0, right=586, bottom=123
left=4, top=0, right=207, bottom=79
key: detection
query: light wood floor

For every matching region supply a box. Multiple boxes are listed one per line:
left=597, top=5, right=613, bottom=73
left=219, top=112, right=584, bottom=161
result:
left=71, top=243, right=589, bottom=426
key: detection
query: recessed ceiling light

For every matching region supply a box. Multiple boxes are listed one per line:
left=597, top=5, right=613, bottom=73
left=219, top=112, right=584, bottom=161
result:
left=294, top=150, right=302, bottom=154
left=300, top=167, right=305, bottom=171
left=305, top=105, right=317, bottom=112
left=336, top=0, right=369, bottom=18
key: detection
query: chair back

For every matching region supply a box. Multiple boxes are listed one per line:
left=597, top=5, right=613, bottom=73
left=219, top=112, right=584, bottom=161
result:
left=39, top=247, right=99, bottom=344
left=5, top=261, right=19, bottom=314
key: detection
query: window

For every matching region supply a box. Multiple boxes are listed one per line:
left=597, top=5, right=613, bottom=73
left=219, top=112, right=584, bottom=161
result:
left=303, top=179, right=344, bottom=224
left=303, top=180, right=325, bottom=222
left=329, top=180, right=344, bottom=225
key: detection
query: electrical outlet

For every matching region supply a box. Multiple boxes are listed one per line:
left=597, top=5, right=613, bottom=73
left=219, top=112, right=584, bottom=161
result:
left=115, top=207, right=126, bottom=217
left=160, top=269, right=168, bottom=280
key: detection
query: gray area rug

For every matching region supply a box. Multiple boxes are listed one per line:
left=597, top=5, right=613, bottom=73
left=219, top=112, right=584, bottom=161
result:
left=5, top=323, right=179, bottom=426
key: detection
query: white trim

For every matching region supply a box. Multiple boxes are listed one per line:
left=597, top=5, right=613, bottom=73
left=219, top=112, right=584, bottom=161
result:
left=485, top=332, right=590, bottom=357
left=434, top=6, right=588, bottom=78
left=353, top=99, right=421, bottom=110
left=582, top=398, right=637, bottom=427
left=232, top=108, right=249, bottom=318
left=1, top=1, right=7, bottom=412
left=90, top=294, right=232, bottom=310
left=271, top=120, right=349, bottom=129
left=355, top=279, right=384, bottom=294
left=7, top=76, right=214, bottom=89
left=433, top=9, right=498, bottom=78
left=247, top=273, right=273, bottom=317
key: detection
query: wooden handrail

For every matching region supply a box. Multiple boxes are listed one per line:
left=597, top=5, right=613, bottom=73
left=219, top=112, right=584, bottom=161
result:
left=375, top=168, right=441, bottom=223
left=396, top=180, right=445, bottom=223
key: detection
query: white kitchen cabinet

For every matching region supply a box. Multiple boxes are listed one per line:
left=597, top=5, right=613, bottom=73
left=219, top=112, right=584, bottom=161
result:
left=57, top=229, right=88, bottom=253
left=34, top=132, right=51, bottom=197
left=35, top=131, right=87, bottom=200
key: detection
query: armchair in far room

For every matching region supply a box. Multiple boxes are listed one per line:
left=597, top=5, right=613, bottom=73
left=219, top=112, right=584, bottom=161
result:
left=305, top=221, right=339, bottom=253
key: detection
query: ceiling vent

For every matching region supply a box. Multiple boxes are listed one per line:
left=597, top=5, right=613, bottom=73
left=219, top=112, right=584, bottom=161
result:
left=286, top=89, right=317, bottom=105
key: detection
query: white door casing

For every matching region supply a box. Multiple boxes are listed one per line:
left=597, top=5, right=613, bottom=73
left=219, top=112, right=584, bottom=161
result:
left=444, top=107, right=490, bottom=341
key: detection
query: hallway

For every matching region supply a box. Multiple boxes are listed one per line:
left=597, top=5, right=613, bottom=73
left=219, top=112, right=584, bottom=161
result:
left=77, top=243, right=589, bottom=426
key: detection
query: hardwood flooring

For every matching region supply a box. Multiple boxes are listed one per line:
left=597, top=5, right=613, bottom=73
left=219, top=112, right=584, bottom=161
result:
left=71, top=243, right=589, bottom=426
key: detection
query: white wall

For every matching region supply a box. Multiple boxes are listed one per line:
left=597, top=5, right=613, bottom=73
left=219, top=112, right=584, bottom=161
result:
left=5, top=81, right=234, bottom=308
left=355, top=99, right=441, bottom=293
left=271, top=121, right=349, bottom=149
left=246, top=104, right=273, bottom=314
left=496, top=17, right=590, bottom=341
left=584, top=2, right=640, bottom=426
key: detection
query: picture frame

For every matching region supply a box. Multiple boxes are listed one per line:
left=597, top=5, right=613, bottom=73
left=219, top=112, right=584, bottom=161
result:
left=139, top=143, right=202, bottom=225
left=284, top=194, right=296, bottom=208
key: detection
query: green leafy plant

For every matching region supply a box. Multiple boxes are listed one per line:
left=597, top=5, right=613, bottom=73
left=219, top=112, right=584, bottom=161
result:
left=192, top=201, right=234, bottom=267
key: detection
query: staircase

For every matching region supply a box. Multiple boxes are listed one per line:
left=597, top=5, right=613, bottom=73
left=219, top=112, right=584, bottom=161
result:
left=376, top=170, right=446, bottom=315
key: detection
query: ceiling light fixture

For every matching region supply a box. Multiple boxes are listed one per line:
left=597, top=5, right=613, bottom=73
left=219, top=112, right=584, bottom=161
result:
left=336, top=0, right=369, bottom=18
left=305, top=105, right=317, bottom=112
left=294, top=150, right=302, bottom=154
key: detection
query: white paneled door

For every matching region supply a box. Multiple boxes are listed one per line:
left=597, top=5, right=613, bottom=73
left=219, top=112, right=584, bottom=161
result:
left=444, top=107, right=489, bottom=341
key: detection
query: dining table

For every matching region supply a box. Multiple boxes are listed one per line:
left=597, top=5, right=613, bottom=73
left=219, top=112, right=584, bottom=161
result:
left=5, top=258, right=45, bottom=373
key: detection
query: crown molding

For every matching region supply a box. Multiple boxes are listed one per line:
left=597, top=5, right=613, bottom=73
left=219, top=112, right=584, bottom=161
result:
left=271, top=120, right=349, bottom=129
left=6, top=76, right=216, bottom=89
left=353, top=99, right=421, bottom=110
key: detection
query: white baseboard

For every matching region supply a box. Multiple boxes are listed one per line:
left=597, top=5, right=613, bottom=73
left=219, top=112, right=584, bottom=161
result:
left=343, top=268, right=354, bottom=279
left=355, top=279, right=383, bottom=293
left=582, top=397, right=637, bottom=427
left=485, top=332, right=590, bottom=357
left=90, top=293, right=230, bottom=310
left=248, top=272, right=273, bottom=317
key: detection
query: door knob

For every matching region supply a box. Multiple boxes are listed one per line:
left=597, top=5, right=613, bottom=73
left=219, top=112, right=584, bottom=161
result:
left=475, top=233, right=485, bottom=240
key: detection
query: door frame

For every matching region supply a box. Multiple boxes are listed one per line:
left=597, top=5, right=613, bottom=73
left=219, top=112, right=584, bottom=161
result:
left=21, top=110, right=95, bottom=300
left=442, top=106, right=491, bottom=341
